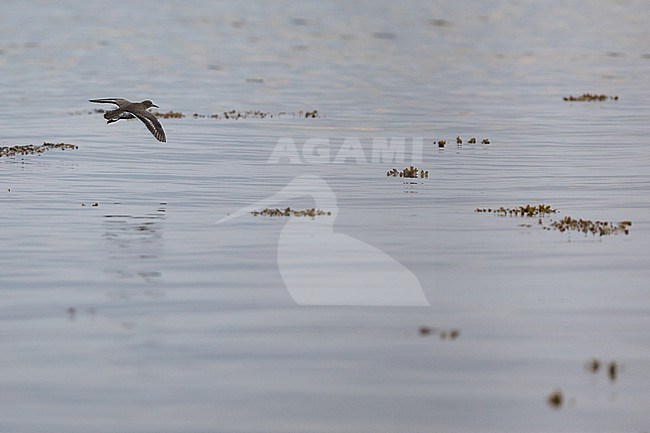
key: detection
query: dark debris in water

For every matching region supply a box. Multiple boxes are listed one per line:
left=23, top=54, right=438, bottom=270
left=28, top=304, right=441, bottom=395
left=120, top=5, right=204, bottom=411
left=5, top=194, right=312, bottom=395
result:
left=387, top=166, right=428, bottom=178
left=418, top=326, right=461, bottom=340
left=563, top=93, right=619, bottom=101
left=584, top=358, right=620, bottom=382
left=475, top=204, right=557, bottom=217
left=435, top=136, right=489, bottom=147
left=549, top=358, right=623, bottom=411
left=608, top=361, right=619, bottom=382
left=547, top=389, right=563, bottom=409
left=430, top=19, right=452, bottom=27
left=548, top=217, right=631, bottom=236
left=476, top=204, right=631, bottom=236
left=1, top=142, right=78, bottom=157
left=251, top=207, right=332, bottom=217
left=155, top=111, right=185, bottom=119
left=69, top=109, right=106, bottom=115
left=192, top=109, right=319, bottom=119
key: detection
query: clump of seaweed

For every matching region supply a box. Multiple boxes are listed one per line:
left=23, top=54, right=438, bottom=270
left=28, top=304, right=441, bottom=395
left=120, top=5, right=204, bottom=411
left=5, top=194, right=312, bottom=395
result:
left=155, top=111, right=185, bottom=119
left=1, top=142, right=78, bottom=157
left=547, top=389, right=563, bottom=409
left=475, top=204, right=557, bottom=217
left=251, top=207, right=331, bottom=217
left=69, top=109, right=107, bottom=115
left=191, top=109, right=320, bottom=119
left=387, top=166, right=428, bottom=178
left=585, top=358, right=620, bottom=382
left=607, top=361, right=618, bottom=382
left=548, top=217, right=631, bottom=236
left=436, top=136, right=489, bottom=147
left=563, top=93, right=619, bottom=101
left=439, top=329, right=461, bottom=340
left=418, top=326, right=461, bottom=340
left=476, top=204, right=632, bottom=237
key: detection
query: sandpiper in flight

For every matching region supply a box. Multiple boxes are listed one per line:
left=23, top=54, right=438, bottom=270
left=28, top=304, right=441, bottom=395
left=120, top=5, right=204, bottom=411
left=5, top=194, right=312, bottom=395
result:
left=89, top=98, right=166, bottom=142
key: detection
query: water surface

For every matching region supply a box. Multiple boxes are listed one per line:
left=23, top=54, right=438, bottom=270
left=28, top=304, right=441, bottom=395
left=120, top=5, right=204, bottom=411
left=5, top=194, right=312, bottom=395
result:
left=1, top=1, right=649, bottom=432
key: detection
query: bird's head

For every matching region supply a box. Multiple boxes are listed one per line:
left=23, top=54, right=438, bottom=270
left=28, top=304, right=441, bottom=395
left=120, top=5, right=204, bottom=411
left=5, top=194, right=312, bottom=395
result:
left=142, top=100, right=159, bottom=109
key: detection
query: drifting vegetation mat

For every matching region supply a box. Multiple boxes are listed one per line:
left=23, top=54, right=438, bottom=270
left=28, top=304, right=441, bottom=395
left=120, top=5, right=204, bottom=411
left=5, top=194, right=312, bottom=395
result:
left=476, top=204, right=631, bottom=236
left=1, top=142, right=78, bottom=157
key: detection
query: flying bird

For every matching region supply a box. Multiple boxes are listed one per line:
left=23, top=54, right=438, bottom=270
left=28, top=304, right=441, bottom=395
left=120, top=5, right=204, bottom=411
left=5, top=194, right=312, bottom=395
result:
left=89, top=98, right=166, bottom=142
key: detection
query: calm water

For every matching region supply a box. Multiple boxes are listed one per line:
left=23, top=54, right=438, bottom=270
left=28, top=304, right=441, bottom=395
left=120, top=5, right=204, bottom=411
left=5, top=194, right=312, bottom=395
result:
left=1, top=1, right=650, bottom=432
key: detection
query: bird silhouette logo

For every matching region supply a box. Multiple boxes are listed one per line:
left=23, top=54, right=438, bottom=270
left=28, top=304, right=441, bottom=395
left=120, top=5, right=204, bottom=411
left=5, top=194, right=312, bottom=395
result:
left=217, top=175, right=430, bottom=306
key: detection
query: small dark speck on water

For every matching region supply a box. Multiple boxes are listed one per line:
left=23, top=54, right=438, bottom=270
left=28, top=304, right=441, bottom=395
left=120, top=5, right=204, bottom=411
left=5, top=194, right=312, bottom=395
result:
left=608, top=361, right=618, bottom=382
left=547, top=389, right=563, bottom=408
left=372, top=32, right=396, bottom=40
left=586, top=358, right=601, bottom=373
left=430, top=19, right=451, bottom=27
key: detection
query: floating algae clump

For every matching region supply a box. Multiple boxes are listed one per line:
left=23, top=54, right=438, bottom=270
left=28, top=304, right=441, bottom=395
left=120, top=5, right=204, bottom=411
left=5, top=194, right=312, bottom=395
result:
left=476, top=204, right=631, bottom=236
left=548, top=217, right=631, bottom=236
left=155, top=111, right=185, bottom=118
left=418, top=326, right=461, bottom=340
left=251, top=207, right=331, bottom=217
left=387, top=166, right=428, bottom=178
left=475, top=204, right=557, bottom=217
left=191, top=109, right=320, bottom=119
left=563, top=93, right=618, bottom=101
left=547, top=389, right=563, bottom=409
left=431, top=136, right=489, bottom=148
left=1, top=142, right=78, bottom=157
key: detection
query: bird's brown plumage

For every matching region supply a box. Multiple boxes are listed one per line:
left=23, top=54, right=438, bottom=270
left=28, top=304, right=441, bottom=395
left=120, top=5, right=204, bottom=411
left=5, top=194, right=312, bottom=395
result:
left=89, top=98, right=166, bottom=142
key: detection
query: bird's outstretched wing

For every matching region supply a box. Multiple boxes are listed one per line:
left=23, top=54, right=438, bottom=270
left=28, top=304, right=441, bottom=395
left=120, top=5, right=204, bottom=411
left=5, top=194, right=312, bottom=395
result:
left=133, top=110, right=166, bottom=142
left=89, top=98, right=130, bottom=107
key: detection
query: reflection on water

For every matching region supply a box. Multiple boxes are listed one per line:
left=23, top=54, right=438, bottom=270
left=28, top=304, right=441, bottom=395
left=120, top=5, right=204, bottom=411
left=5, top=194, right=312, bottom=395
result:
left=103, top=203, right=167, bottom=286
